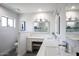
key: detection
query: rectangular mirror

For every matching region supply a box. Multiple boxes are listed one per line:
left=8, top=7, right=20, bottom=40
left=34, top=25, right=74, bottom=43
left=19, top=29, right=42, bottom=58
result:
left=66, top=11, right=79, bottom=32
left=33, top=19, right=50, bottom=32
left=66, top=21, right=79, bottom=32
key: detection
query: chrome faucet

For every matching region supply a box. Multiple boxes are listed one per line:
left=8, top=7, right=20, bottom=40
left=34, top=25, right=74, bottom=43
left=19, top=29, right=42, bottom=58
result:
left=52, top=32, right=57, bottom=39
left=59, top=41, right=69, bottom=53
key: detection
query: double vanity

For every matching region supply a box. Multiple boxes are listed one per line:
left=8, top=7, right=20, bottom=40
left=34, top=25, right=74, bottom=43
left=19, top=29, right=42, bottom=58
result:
left=26, top=35, right=75, bottom=56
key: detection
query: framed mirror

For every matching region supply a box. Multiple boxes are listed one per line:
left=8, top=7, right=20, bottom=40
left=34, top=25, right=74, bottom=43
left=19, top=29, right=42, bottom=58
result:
left=33, top=19, right=50, bottom=33
left=66, top=18, right=79, bottom=32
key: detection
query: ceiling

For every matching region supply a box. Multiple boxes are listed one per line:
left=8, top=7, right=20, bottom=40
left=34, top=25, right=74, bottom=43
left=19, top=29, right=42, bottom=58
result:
left=1, top=3, right=79, bottom=14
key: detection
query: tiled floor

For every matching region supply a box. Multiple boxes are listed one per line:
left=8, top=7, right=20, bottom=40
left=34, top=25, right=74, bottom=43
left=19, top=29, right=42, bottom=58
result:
left=24, top=52, right=37, bottom=56
left=3, top=48, right=17, bottom=56
left=3, top=48, right=37, bottom=56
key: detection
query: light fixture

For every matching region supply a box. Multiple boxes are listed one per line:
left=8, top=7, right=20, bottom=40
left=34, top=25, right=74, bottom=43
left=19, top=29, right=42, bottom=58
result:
left=67, top=22, right=75, bottom=27
left=34, top=22, right=38, bottom=26
left=71, top=6, right=76, bottom=9
left=66, top=18, right=69, bottom=21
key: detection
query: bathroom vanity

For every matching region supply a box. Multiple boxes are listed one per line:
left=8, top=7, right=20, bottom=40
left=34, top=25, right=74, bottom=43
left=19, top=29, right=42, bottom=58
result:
left=37, top=38, right=74, bottom=56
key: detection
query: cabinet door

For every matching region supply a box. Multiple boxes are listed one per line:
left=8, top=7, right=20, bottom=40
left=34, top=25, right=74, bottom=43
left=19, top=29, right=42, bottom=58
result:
left=45, top=46, right=60, bottom=56
left=26, top=38, right=32, bottom=52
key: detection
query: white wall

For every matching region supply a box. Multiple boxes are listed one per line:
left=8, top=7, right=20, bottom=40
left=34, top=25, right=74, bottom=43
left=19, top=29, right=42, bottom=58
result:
left=0, top=5, right=19, bottom=55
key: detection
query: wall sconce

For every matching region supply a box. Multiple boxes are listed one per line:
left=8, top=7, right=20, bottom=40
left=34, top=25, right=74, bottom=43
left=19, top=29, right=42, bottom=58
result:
left=21, top=21, right=26, bottom=31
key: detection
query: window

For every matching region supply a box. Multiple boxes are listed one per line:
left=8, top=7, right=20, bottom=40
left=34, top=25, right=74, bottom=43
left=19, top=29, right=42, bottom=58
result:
left=1, top=17, right=7, bottom=27
left=1, top=16, right=16, bottom=28
left=8, top=18, right=13, bottom=27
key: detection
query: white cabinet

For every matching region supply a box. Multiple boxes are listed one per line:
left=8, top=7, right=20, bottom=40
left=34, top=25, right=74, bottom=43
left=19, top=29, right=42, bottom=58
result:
left=45, top=46, right=60, bottom=56
left=26, top=38, right=32, bottom=52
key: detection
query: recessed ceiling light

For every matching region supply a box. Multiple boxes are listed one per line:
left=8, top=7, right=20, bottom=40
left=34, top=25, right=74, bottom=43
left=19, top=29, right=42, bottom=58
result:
left=71, top=6, right=76, bottom=9
left=38, top=9, right=42, bottom=12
